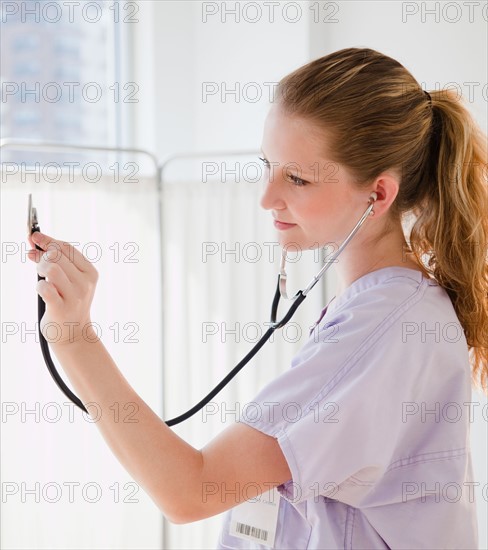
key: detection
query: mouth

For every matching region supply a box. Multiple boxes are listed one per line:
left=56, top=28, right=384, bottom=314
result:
left=273, top=220, right=297, bottom=231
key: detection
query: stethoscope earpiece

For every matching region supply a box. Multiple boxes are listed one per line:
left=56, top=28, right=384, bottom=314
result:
left=368, top=192, right=377, bottom=215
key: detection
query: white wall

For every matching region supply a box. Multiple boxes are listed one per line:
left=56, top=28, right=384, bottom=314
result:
left=133, top=1, right=312, bottom=160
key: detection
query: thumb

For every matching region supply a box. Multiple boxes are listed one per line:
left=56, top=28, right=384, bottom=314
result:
left=31, top=231, right=51, bottom=251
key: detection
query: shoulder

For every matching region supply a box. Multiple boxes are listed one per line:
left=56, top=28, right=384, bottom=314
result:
left=244, top=268, right=470, bottom=436
left=312, top=267, right=469, bottom=389
left=325, top=267, right=450, bottom=323
left=316, top=266, right=463, bottom=350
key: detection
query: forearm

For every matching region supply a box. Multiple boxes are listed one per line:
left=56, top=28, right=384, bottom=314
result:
left=50, top=335, right=203, bottom=523
left=28, top=231, right=293, bottom=527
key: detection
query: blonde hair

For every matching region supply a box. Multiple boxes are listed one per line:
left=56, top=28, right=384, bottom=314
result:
left=275, top=47, right=488, bottom=393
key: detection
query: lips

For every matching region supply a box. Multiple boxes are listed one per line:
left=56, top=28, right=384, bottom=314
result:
left=273, top=220, right=296, bottom=230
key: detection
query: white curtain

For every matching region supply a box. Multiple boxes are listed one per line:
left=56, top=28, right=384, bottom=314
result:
left=1, top=157, right=327, bottom=549
left=160, top=156, right=326, bottom=549
left=1, top=171, right=163, bottom=549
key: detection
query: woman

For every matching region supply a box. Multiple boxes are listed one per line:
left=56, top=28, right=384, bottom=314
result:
left=28, top=47, right=487, bottom=548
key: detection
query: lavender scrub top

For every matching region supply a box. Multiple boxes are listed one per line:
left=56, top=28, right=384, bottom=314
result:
left=216, top=266, right=478, bottom=549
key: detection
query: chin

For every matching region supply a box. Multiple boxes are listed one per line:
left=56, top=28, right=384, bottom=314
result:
left=278, top=234, right=319, bottom=254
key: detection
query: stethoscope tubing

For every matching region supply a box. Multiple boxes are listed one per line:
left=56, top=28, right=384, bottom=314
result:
left=32, top=194, right=376, bottom=425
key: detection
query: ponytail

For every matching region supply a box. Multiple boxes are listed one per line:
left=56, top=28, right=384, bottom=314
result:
left=409, top=89, right=488, bottom=393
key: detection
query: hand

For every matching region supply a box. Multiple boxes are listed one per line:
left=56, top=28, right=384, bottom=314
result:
left=27, top=232, right=99, bottom=346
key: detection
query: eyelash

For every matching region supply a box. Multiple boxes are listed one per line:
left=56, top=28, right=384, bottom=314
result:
left=258, top=157, right=308, bottom=187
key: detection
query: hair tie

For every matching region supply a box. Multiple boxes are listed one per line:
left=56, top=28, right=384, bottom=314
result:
left=424, top=90, right=432, bottom=105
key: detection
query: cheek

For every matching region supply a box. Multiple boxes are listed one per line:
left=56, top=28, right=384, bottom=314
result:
left=298, top=200, right=350, bottom=246
left=296, top=200, right=329, bottom=229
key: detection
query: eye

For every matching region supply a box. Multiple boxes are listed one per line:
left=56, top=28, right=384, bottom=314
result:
left=287, top=173, right=307, bottom=187
left=259, top=157, right=308, bottom=187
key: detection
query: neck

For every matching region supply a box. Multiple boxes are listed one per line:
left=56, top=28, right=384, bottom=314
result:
left=333, top=219, right=428, bottom=297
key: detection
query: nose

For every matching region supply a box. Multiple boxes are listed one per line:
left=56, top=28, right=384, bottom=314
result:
left=259, top=169, right=286, bottom=211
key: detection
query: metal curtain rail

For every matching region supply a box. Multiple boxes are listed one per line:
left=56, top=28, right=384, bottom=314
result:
left=0, top=138, right=160, bottom=174
left=158, top=148, right=260, bottom=187
left=0, top=139, right=260, bottom=185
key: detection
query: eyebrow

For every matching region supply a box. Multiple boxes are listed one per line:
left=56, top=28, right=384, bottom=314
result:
left=260, top=149, right=316, bottom=177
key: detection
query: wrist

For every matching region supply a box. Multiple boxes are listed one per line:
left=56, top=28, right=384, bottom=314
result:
left=49, top=321, right=101, bottom=349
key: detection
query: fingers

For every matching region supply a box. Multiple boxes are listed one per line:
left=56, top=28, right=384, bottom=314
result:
left=30, top=243, right=82, bottom=285
left=26, top=233, right=99, bottom=289
left=27, top=233, right=36, bottom=250
left=36, top=248, right=73, bottom=297
left=30, top=232, right=93, bottom=274
left=36, top=278, right=63, bottom=306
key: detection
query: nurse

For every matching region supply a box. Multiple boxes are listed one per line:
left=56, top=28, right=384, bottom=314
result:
left=27, top=47, right=487, bottom=548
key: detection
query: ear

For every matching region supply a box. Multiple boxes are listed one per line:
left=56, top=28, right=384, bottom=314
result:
left=370, top=171, right=400, bottom=218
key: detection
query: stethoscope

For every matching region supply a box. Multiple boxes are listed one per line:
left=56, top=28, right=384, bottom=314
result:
left=28, top=192, right=377, bottom=426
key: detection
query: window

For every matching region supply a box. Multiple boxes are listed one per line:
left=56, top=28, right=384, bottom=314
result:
left=0, top=0, right=132, bottom=165
left=12, top=33, right=40, bottom=50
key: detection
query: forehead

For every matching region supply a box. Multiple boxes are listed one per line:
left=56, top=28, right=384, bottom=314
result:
left=261, top=104, right=331, bottom=165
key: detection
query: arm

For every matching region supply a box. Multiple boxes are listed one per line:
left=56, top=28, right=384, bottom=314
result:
left=27, top=232, right=291, bottom=524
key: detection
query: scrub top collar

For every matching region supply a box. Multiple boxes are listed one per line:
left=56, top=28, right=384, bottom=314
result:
left=326, top=265, right=431, bottom=316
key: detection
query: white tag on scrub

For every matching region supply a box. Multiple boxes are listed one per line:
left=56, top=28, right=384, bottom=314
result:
left=229, top=487, right=280, bottom=548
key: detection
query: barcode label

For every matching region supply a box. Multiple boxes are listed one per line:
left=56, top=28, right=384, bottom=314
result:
left=230, top=488, right=279, bottom=548
left=235, top=521, right=268, bottom=541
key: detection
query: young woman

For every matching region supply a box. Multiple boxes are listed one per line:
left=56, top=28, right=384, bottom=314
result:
left=28, top=47, right=487, bottom=548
